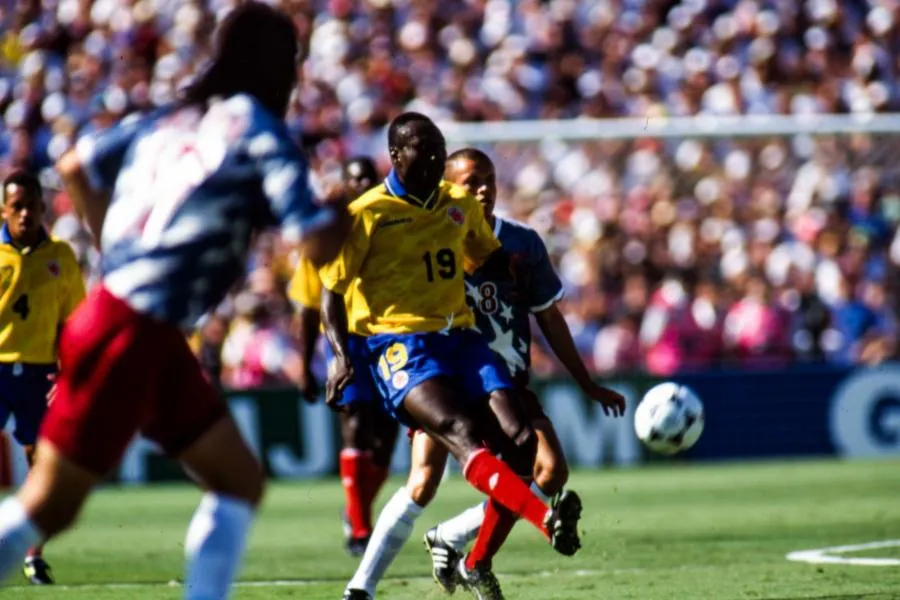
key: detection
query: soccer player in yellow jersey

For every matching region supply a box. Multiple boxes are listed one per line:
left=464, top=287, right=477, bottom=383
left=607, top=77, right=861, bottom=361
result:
left=0, top=171, right=85, bottom=585
left=323, top=113, right=585, bottom=600
left=288, top=157, right=398, bottom=557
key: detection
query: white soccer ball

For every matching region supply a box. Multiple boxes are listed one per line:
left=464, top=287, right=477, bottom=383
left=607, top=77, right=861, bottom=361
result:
left=634, top=382, right=705, bottom=455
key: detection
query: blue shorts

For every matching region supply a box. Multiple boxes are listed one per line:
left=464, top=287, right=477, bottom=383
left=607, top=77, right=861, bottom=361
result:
left=366, top=328, right=512, bottom=426
left=0, top=363, right=55, bottom=445
left=325, top=334, right=377, bottom=407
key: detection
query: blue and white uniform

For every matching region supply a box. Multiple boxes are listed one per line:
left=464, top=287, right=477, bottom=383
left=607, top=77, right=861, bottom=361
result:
left=465, top=217, right=563, bottom=379
left=76, top=94, right=334, bottom=326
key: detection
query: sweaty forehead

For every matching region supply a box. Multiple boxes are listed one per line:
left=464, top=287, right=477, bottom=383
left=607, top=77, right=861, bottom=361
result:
left=398, top=121, right=442, bottom=145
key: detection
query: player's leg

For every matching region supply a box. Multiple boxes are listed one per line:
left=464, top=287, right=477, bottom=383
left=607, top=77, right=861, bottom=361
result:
left=344, top=430, right=448, bottom=600
left=14, top=365, right=57, bottom=584
left=339, top=405, right=376, bottom=555
left=0, top=287, right=150, bottom=583
left=373, top=332, right=580, bottom=554
left=367, top=407, right=398, bottom=507
left=147, top=326, right=260, bottom=600
left=531, top=418, right=569, bottom=499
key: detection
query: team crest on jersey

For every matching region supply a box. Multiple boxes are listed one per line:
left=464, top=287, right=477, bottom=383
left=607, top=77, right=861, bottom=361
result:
left=392, top=370, right=409, bottom=390
left=447, top=206, right=465, bottom=227
left=47, top=260, right=60, bottom=277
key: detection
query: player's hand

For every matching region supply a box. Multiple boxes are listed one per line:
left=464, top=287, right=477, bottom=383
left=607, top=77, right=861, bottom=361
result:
left=325, top=357, right=354, bottom=412
left=298, top=368, right=319, bottom=404
left=581, top=381, right=626, bottom=417
left=47, top=373, right=58, bottom=406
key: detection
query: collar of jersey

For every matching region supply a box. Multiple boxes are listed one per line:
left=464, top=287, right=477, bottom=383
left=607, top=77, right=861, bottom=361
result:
left=0, top=223, right=49, bottom=255
left=384, top=169, right=437, bottom=209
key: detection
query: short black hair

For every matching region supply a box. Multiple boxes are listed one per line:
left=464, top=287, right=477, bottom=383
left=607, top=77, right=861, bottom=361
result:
left=447, top=148, right=492, bottom=168
left=388, top=112, right=439, bottom=150
left=2, top=170, right=41, bottom=205
left=182, top=2, right=297, bottom=117
left=344, top=156, right=378, bottom=181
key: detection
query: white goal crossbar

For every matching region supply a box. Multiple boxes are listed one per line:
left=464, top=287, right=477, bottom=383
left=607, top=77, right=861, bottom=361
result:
left=440, top=113, right=900, bottom=144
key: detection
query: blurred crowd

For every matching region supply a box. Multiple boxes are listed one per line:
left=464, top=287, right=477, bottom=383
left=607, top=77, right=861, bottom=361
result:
left=1, top=0, right=899, bottom=384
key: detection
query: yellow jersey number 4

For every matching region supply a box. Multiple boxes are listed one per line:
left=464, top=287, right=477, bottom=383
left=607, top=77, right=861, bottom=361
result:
left=378, top=343, right=410, bottom=390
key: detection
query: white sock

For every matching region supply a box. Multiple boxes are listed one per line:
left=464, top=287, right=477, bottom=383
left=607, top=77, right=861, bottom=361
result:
left=436, top=502, right=485, bottom=552
left=436, top=482, right=551, bottom=552
left=346, top=487, right=424, bottom=596
left=184, top=493, right=255, bottom=600
left=0, top=497, right=42, bottom=580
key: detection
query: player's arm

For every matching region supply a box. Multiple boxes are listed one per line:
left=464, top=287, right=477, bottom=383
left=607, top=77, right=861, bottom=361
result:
left=57, top=116, right=145, bottom=247
left=526, top=231, right=625, bottom=417
left=295, top=304, right=320, bottom=401
left=257, top=124, right=350, bottom=267
left=287, top=261, right=322, bottom=401
left=321, top=288, right=353, bottom=411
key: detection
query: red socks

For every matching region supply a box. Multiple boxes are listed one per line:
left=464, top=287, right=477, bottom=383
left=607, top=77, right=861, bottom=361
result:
left=339, top=449, right=372, bottom=538
left=463, top=449, right=550, bottom=540
left=466, top=499, right=517, bottom=570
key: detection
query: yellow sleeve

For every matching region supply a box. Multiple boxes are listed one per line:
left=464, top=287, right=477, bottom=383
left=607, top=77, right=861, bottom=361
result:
left=318, top=202, right=373, bottom=294
left=287, top=257, right=322, bottom=310
left=58, top=243, right=86, bottom=321
left=462, top=193, right=500, bottom=273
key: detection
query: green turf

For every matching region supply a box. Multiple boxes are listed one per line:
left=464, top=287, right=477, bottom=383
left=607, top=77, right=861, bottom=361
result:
left=3, top=458, right=900, bottom=599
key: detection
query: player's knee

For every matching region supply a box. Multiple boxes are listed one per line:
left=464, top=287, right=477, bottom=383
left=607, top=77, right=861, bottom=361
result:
left=204, top=456, right=266, bottom=507
left=435, top=414, right=476, bottom=447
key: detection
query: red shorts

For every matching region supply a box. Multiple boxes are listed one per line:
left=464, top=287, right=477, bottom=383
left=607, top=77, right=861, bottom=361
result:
left=40, top=286, right=228, bottom=475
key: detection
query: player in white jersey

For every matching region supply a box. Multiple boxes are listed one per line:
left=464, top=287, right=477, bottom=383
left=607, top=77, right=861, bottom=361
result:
left=0, top=4, right=348, bottom=597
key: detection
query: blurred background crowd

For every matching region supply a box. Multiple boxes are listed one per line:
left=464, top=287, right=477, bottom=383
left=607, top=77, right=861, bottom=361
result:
left=1, top=0, right=899, bottom=385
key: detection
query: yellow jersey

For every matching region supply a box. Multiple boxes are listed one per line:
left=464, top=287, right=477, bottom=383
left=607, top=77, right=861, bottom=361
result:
left=319, top=180, right=500, bottom=335
left=0, top=230, right=86, bottom=364
left=287, top=255, right=323, bottom=311
left=288, top=255, right=371, bottom=334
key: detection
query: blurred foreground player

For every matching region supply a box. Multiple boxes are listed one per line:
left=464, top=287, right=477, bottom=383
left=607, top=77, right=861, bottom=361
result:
left=0, top=171, right=85, bottom=584
left=0, top=4, right=349, bottom=598
left=289, top=157, right=398, bottom=556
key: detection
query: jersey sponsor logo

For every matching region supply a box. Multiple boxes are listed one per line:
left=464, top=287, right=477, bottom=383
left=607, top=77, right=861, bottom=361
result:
left=376, top=217, right=414, bottom=230
left=447, top=206, right=465, bottom=227
left=0, top=266, right=12, bottom=295
left=46, top=261, right=60, bottom=277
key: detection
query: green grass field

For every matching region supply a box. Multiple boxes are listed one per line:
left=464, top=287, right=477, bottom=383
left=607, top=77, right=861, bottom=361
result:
left=3, top=458, right=899, bottom=599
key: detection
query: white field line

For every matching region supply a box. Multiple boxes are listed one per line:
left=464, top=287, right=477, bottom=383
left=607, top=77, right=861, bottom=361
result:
left=786, top=540, right=900, bottom=566
left=2, top=568, right=614, bottom=592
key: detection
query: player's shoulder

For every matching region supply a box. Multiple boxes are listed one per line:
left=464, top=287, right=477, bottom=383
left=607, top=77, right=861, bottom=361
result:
left=46, top=237, right=79, bottom=263
left=348, top=184, right=394, bottom=215
left=497, top=217, right=549, bottom=253
left=441, top=181, right=476, bottom=206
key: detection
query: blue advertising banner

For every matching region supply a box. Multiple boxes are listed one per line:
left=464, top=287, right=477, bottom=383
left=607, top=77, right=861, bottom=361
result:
left=3, top=365, right=898, bottom=484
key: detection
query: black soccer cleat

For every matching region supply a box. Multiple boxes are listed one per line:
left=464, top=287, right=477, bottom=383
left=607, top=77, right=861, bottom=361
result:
left=455, top=558, right=505, bottom=600
left=424, top=527, right=461, bottom=594
left=346, top=535, right=370, bottom=558
left=342, top=588, right=372, bottom=600
left=545, top=490, right=582, bottom=557
left=23, top=556, right=54, bottom=585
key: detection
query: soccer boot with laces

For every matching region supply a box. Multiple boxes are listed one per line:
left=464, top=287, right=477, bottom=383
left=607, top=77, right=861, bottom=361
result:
left=341, top=588, right=372, bottom=600
left=455, top=558, right=504, bottom=600
left=23, top=556, right=54, bottom=585
left=424, top=526, right=460, bottom=594
left=545, top=489, right=582, bottom=556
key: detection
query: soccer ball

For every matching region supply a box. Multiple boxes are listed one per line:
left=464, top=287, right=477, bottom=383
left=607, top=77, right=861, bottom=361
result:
left=634, top=382, right=705, bottom=455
